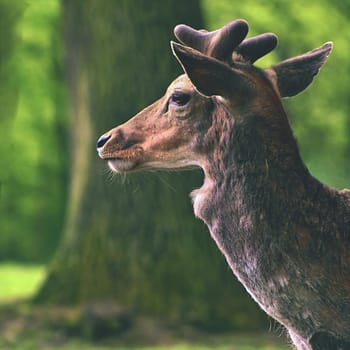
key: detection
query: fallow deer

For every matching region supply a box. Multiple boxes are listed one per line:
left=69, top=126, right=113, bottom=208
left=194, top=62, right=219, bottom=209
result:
left=97, top=20, right=350, bottom=349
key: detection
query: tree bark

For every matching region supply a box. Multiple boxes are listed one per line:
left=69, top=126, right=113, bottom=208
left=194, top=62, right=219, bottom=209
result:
left=36, top=0, right=265, bottom=331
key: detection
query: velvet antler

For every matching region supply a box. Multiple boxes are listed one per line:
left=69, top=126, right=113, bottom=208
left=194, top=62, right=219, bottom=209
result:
left=174, top=19, right=248, bottom=62
left=174, top=19, right=278, bottom=64
left=234, top=33, right=278, bottom=63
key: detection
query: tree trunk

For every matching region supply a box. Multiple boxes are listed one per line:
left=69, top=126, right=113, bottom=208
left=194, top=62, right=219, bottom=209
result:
left=0, top=0, right=26, bottom=251
left=36, top=0, right=265, bottom=331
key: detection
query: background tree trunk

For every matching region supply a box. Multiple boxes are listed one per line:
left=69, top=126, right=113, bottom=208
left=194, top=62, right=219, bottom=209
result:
left=0, top=0, right=23, bottom=196
left=36, top=0, right=265, bottom=331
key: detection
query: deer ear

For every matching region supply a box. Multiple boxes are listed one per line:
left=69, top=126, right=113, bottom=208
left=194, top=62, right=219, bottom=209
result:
left=266, top=42, right=333, bottom=97
left=171, top=41, right=245, bottom=97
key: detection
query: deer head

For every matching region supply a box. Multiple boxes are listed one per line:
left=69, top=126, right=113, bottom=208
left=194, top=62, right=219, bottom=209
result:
left=97, top=19, right=332, bottom=175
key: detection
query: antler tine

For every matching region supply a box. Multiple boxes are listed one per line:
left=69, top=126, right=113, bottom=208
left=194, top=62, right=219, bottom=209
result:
left=174, top=20, right=278, bottom=65
left=174, top=19, right=249, bottom=62
left=234, top=33, right=278, bottom=63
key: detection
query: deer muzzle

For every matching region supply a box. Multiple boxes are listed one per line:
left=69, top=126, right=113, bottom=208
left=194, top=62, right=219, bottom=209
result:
left=97, top=126, right=145, bottom=172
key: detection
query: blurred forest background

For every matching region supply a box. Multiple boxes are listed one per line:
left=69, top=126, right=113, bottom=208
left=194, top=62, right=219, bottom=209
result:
left=0, top=0, right=349, bottom=348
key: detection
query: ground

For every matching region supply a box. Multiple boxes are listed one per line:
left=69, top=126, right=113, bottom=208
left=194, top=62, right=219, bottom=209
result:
left=0, top=263, right=289, bottom=350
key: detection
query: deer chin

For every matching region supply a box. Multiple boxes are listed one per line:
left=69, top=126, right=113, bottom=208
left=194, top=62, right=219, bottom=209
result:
left=138, top=159, right=201, bottom=172
left=108, top=157, right=201, bottom=173
left=108, top=158, right=137, bottom=173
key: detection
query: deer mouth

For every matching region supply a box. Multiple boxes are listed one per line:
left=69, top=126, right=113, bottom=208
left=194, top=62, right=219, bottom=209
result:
left=101, top=144, right=201, bottom=173
left=106, top=154, right=200, bottom=173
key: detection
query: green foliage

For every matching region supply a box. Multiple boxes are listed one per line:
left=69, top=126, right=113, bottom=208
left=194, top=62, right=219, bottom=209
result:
left=202, top=0, right=350, bottom=188
left=0, top=0, right=68, bottom=262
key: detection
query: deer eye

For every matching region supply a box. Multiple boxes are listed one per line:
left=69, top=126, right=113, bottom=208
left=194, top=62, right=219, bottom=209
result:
left=169, top=92, right=190, bottom=106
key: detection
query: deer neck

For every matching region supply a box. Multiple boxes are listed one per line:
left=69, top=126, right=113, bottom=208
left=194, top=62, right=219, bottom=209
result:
left=191, top=107, right=313, bottom=279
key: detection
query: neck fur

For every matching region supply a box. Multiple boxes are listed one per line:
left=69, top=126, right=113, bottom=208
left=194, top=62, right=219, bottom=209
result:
left=191, top=105, right=316, bottom=281
left=193, top=105, right=309, bottom=219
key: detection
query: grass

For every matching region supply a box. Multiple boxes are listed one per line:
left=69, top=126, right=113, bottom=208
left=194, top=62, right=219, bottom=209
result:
left=0, top=263, right=289, bottom=350
left=0, top=262, right=45, bottom=302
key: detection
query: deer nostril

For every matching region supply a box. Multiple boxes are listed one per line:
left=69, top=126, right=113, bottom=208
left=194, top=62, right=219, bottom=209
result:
left=96, top=134, right=111, bottom=149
